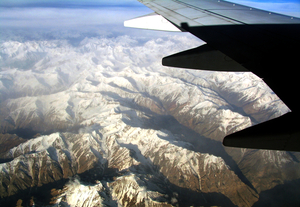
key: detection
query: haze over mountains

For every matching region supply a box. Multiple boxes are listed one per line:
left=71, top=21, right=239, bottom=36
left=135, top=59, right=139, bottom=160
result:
left=0, top=23, right=299, bottom=207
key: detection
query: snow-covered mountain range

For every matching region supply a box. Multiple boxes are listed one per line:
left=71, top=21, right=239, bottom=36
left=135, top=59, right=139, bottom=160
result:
left=0, top=31, right=299, bottom=206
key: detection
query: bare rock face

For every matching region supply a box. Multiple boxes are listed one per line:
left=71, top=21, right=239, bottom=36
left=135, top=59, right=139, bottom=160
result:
left=52, top=178, right=106, bottom=207
left=225, top=147, right=300, bottom=193
left=0, top=133, right=26, bottom=156
left=0, top=132, right=107, bottom=198
left=0, top=117, right=260, bottom=206
left=109, top=174, right=172, bottom=207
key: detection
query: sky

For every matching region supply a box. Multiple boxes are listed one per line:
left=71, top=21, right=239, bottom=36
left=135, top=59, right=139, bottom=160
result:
left=0, top=0, right=142, bottom=7
left=0, top=0, right=150, bottom=30
left=0, top=0, right=300, bottom=32
left=228, top=0, right=300, bottom=17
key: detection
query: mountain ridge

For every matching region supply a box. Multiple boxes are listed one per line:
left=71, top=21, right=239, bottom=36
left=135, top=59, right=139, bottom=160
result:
left=0, top=34, right=299, bottom=206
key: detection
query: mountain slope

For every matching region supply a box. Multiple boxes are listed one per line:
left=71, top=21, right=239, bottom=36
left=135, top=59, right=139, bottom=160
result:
left=0, top=34, right=299, bottom=206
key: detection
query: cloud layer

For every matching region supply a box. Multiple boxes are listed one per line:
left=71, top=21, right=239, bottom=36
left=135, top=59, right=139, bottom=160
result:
left=0, top=6, right=152, bottom=29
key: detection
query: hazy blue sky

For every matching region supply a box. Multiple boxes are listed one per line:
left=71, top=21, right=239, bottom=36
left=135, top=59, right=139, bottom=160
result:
left=0, top=1, right=149, bottom=29
left=0, top=0, right=143, bottom=7
left=228, top=0, right=300, bottom=17
left=1, top=0, right=299, bottom=30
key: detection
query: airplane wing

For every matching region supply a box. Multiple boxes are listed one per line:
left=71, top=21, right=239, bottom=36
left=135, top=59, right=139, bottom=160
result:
left=125, top=0, right=300, bottom=151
